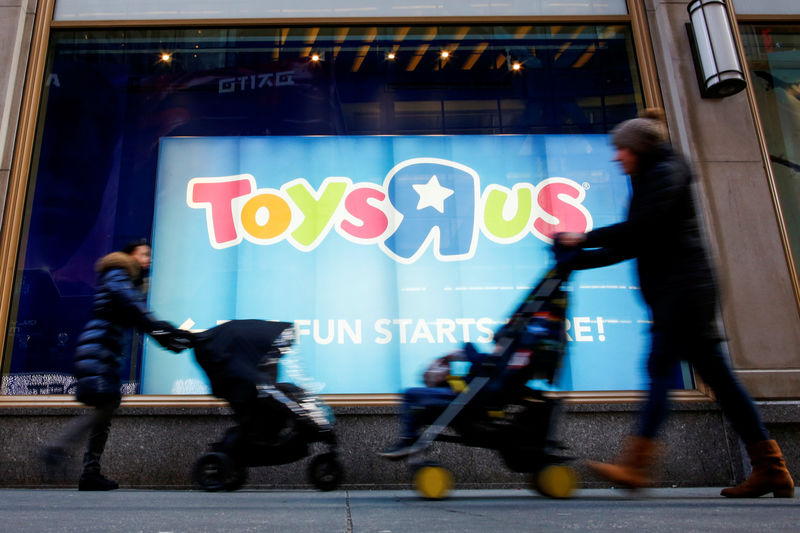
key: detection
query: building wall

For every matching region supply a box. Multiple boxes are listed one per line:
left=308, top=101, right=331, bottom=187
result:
left=0, top=402, right=762, bottom=489
left=644, top=0, right=800, bottom=399
left=0, top=0, right=35, bottom=226
left=2, top=401, right=797, bottom=489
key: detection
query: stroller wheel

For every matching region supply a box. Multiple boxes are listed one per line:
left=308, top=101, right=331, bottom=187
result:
left=530, top=464, right=578, bottom=499
left=413, top=463, right=453, bottom=500
left=308, top=452, right=343, bottom=491
left=192, top=452, right=234, bottom=492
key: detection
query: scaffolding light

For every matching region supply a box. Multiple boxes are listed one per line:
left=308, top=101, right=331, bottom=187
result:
left=686, top=0, right=746, bottom=98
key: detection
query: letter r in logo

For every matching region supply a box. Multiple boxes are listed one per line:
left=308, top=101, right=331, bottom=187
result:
left=380, top=158, right=479, bottom=263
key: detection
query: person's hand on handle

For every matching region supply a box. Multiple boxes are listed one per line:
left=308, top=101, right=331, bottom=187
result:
left=555, top=232, right=587, bottom=247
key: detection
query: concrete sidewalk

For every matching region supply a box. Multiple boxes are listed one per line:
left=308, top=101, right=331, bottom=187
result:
left=0, top=487, right=797, bottom=533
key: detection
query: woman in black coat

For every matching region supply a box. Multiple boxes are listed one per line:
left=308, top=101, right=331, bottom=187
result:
left=44, top=241, right=188, bottom=491
left=558, top=109, right=793, bottom=498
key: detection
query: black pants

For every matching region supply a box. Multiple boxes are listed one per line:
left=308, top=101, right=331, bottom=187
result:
left=50, top=402, right=117, bottom=475
left=638, top=333, right=768, bottom=445
left=219, top=379, right=259, bottom=459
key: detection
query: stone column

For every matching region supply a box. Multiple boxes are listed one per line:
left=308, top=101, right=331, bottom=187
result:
left=643, top=0, right=800, bottom=398
left=0, top=0, right=36, bottom=224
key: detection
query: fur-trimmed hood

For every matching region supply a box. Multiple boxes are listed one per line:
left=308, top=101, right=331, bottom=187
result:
left=95, top=252, right=140, bottom=279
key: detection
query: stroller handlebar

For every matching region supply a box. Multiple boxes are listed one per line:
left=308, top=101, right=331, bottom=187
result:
left=552, top=240, right=579, bottom=272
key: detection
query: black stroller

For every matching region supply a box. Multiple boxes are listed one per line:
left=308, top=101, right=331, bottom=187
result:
left=383, top=250, right=578, bottom=499
left=187, top=319, right=342, bottom=492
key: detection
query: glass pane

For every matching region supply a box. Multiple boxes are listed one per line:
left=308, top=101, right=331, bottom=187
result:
left=53, top=0, right=629, bottom=21
left=740, top=24, right=800, bottom=273
left=733, top=0, right=800, bottom=15
left=2, top=24, right=657, bottom=396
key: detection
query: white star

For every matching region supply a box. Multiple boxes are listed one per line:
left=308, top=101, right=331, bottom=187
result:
left=412, top=175, right=454, bottom=213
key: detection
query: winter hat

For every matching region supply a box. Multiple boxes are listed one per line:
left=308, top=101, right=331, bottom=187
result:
left=611, top=108, right=668, bottom=155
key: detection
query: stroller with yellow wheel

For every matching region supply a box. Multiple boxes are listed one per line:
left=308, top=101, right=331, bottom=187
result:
left=379, top=247, right=578, bottom=500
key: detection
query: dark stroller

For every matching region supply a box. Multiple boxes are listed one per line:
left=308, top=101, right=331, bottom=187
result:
left=188, top=319, right=342, bottom=492
left=382, top=250, right=577, bottom=499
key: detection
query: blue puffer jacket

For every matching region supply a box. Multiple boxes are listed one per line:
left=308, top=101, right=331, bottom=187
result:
left=73, top=252, right=170, bottom=406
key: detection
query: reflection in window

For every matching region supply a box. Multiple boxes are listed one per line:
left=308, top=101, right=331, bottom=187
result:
left=2, top=25, right=644, bottom=395
left=740, top=24, right=800, bottom=272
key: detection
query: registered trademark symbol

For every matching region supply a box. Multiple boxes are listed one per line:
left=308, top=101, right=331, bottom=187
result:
left=582, top=182, right=590, bottom=189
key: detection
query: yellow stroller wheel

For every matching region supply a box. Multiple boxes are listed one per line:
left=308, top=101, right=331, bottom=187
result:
left=413, top=463, right=454, bottom=500
left=530, top=464, right=578, bottom=499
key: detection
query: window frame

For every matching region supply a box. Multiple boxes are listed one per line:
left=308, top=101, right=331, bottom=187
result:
left=731, top=9, right=800, bottom=315
left=0, top=0, right=710, bottom=407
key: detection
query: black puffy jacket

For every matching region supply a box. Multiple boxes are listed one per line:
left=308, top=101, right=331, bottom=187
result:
left=73, top=252, right=167, bottom=405
left=573, top=143, right=719, bottom=339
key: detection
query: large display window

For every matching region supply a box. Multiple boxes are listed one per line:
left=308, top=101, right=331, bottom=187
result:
left=2, top=24, right=681, bottom=396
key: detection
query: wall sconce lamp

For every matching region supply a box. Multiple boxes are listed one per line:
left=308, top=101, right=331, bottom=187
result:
left=686, top=0, right=746, bottom=98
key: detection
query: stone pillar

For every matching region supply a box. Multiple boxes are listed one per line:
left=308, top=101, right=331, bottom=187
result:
left=642, top=0, right=800, bottom=398
left=0, top=0, right=36, bottom=224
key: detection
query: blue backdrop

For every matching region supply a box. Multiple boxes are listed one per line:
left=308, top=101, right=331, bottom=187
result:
left=142, top=135, right=650, bottom=394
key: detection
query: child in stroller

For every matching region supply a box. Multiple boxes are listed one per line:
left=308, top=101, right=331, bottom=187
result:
left=187, top=319, right=342, bottom=492
left=378, top=249, right=577, bottom=499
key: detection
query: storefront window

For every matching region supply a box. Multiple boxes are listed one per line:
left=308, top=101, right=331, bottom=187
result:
left=3, top=24, right=667, bottom=396
left=53, top=0, right=629, bottom=21
left=732, top=1, right=800, bottom=16
left=740, top=24, right=800, bottom=276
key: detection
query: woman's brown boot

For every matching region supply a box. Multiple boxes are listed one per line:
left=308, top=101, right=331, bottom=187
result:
left=721, top=440, right=794, bottom=498
left=587, top=435, right=660, bottom=489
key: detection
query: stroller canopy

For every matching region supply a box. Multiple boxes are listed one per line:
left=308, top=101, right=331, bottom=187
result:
left=191, top=320, right=294, bottom=396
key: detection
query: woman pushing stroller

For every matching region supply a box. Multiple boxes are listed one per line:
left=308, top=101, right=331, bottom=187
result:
left=41, top=240, right=190, bottom=490
left=557, top=108, right=793, bottom=498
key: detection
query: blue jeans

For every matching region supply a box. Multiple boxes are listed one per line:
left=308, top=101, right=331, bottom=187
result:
left=638, top=333, right=768, bottom=445
left=399, top=386, right=458, bottom=440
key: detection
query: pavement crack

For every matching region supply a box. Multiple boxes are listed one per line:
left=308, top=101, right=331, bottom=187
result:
left=345, top=490, right=353, bottom=532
